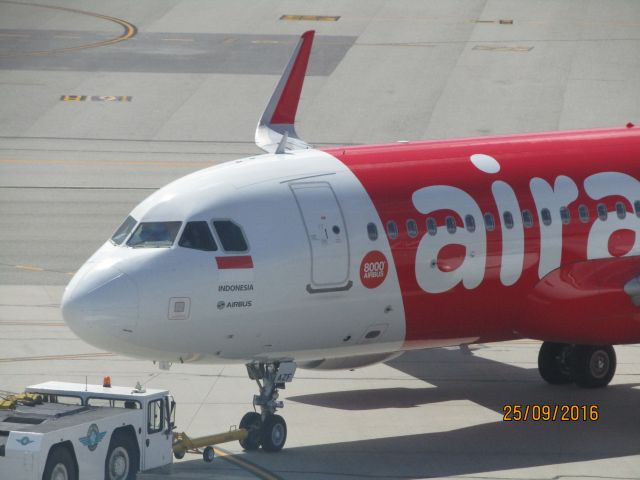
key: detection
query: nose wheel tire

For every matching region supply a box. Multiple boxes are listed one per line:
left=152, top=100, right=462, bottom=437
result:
left=572, top=345, right=616, bottom=388
left=538, top=342, right=573, bottom=385
left=239, top=412, right=262, bottom=451
left=261, top=414, right=287, bottom=453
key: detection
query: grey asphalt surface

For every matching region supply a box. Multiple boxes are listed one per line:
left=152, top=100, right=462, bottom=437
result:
left=1, top=0, right=640, bottom=478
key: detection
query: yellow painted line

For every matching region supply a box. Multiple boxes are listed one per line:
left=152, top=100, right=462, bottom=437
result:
left=1, top=262, right=75, bottom=276
left=252, top=40, right=282, bottom=45
left=0, top=158, right=211, bottom=168
left=0, top=1, right=137, bottom=58
left=15, top=264, right=44, bottom=272
left=214, top=447, right=283, bottom=480
left=280, top=14, right=340, bottom=22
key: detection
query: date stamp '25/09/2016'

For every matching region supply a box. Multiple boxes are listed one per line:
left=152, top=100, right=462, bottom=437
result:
left=503, top=404, right=599, bottom=422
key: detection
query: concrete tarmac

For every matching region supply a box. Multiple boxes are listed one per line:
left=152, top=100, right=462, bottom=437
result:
left=1, top=0, right=640, bottom=478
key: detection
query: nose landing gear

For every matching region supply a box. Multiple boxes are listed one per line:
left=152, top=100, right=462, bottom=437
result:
left=239, top=362, right=296, bottom=453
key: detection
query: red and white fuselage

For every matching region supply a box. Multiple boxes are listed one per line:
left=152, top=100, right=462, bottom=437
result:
left=61, top=31, right=640, bottom=371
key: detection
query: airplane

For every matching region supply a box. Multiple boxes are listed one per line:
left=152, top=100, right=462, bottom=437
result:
left=61, top=29, right=640, bottom=453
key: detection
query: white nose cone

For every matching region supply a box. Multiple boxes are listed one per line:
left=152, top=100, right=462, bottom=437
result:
left=62, top=263, right=139, bottom=349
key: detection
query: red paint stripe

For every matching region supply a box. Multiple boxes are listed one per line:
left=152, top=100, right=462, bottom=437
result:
left=216, top=256, right=253, bottom=269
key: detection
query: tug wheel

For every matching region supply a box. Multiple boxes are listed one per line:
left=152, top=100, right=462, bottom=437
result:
left=43, top=446, right=77, bottom=480
left=203, top=446, right=215, bottom=463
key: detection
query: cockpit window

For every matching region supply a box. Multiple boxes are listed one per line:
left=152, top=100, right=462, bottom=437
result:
left=127, top=222, right=182, bottom=248
left=179, top=221, right=217, bottom=251
left=111, top=216, right=137, bottom=245
left=212, top=220, right=248, bottom=252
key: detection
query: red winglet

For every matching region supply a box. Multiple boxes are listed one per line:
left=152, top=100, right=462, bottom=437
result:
left=216, top=256, right=254, bottom=269
left=270, top=30, right=315, bottom=125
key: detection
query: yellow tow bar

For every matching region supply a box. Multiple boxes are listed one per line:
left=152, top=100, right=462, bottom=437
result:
left=173, top=428, right=248, bottom=462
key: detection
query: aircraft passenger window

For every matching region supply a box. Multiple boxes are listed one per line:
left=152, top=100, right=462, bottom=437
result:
left=616, top=202, right=626, bottom=219
left=406, top=219, right=418, bottom=238
left=503, top=211, right=514, bottom=229
left=127, top=222, right=182, bottom=248
left=540, top=208, right=552, bottom=226
left=522, top=210, right=533, bottom=228
left=213, top=220, right=248, bottom=252
left=426, top=218, right=437, bottom=235
left=635, top=201, right=640, bottom=217
left=464, top=215, right=476, bottom=233
left=597, top=203, right=608, bottom=221
left=179, top=221, right=217, bottom=251
left=111, top=216, right=137, bottom=245
left=386, top=220, right=398, bottom=239
left=560, top=206, right=570, bottom=225
left=578, top=204, right=589, bottom=223
left=367, top=223, right=378, bottom=241
left=445, top=216, right=456, bottom=234
left=484, top=213, right=495, bottom=231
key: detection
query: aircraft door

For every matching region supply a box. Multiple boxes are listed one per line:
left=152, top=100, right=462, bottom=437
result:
left=290, top=182, right=352, bottom=293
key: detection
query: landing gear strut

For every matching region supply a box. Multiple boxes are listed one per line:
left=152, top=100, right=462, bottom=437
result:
left=239, top=362, right=296, bottom=453
left=537, top=341, right=616, bottom=388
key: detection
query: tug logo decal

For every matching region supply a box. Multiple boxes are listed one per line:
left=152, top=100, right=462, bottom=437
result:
left=79, top=424, right=107, bottom=452
left=360, top=251, right=388, bottom=289
left=16, top=436, right=34, bottom=446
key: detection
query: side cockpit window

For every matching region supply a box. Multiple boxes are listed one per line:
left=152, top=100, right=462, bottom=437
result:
left=213, top=220, right=248, bottom=252
left=127, top=222, right=182, bottom=248
left=179, top=221, right=217, bottom=251
left=111, top=216, right=137, bottom=245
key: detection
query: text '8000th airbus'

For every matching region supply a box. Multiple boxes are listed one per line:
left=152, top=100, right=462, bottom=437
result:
left=61, top=30, right=640, bottom=453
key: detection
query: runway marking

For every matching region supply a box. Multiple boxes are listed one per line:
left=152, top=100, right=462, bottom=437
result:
left=0, top=352, right=116, bottom=363
left=60, top=95, right=133, bottom=102
left=15, top=264, right=44, bottom=272
left=252, top=40, right=282, bottom=45
left=473, top=45, right=533, bottom=52
left=0, top=1, right=137, bottom=58
left=162, top=38, right=194, bottom=42
left=280, top=14, right=340, bottom=22
left=0, top=322, right=65, bottom=326
left=214, top=446, right=284, bottom=480
left=1, top=262, right=75, bottom=276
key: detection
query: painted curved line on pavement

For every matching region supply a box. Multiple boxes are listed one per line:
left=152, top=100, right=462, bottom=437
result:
left=0, top=1, right=137, bottom=58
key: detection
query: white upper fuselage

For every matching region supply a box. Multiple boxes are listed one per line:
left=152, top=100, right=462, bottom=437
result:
left=62, top=149, right=407, bottom=365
